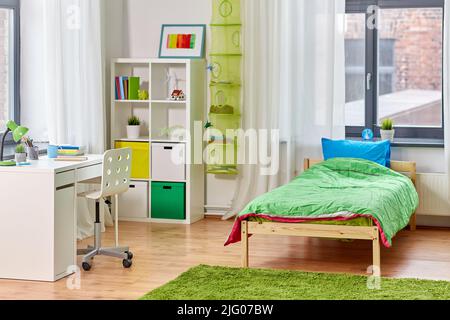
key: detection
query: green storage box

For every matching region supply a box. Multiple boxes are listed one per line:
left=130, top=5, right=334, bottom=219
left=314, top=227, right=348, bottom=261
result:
left=151, top=182, right=186, bottom=220
left=211, top=0, right=241, bottom=25
left=211, top=25, right=242, bottom=55
left=210, top=83, right=241, bottom=114
left=210, top=55, right=241, bottom=84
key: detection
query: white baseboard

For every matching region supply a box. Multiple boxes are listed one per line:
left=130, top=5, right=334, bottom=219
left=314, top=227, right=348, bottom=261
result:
left=204, top=205, right=231, bottom=216
left=417, top=214, right=450, bottom=228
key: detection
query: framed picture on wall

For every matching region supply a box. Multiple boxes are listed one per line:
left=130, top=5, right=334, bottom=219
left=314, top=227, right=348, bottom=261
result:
left=159, top=24, right=206, bottom=59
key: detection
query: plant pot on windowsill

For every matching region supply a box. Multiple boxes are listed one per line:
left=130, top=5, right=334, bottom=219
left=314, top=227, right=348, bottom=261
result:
left=380, top=130, right=395, bottom=142
left=380, top=118, right=395, bottom=142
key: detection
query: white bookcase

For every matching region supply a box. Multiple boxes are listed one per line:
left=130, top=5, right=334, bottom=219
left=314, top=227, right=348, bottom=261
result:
left=111, top=58, right=206, bottom=224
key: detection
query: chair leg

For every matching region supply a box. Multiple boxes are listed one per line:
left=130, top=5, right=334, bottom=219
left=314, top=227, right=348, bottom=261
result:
left=82, top=249, right=98, bottom=263
left=78, top=198, right=133, bottom=270
left=115, top=194, right=119, bottom=247
left=99, top=248, right=128, bottom=259
left=94, top=200, right=102, bottom=249
left=77, top=248, right=92, bottom=256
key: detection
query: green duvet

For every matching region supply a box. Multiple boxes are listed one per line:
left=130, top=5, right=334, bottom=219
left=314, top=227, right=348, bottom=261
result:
left=225, top=158, right=419, bottom=247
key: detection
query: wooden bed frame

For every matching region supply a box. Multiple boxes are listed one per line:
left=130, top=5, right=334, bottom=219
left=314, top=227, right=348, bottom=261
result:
left=241, top=159, right=417, bottom=274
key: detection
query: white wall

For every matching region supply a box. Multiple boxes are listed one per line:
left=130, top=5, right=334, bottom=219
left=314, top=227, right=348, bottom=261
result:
left=392, top=147, right=445, bottom=173
left=104, top=0, right=127, bottom=148
left=123, top=0, right=211, bottom=57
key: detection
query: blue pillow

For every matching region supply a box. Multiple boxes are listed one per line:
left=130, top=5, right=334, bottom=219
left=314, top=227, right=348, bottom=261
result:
left=322, top=138, right=391, bottom=167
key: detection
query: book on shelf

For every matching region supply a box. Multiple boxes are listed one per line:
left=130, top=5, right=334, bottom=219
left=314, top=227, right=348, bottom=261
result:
left=115, top=77, right=120, bottom=100
left=119, top=76, right=125, bottom=99
left=124, top=76, right=129, bottom=100
left=128, top=77, right=140, bottom=100
left=115, top=76, right=140, bottom=100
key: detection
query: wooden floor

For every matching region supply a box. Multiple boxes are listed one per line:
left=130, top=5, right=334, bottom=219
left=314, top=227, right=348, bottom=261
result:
left=1, top=217, right=450, bottom=300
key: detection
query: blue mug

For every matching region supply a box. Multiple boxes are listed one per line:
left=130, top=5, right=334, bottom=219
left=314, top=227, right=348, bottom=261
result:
left=47, top=145, right=59, bottom=159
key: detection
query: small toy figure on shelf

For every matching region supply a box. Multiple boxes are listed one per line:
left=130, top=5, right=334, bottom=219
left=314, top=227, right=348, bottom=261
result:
left=170, top=90, right=186, bottom=101
left=159, top=125, right=186, bottom=141
left=138, top=90, right=149, bottom=101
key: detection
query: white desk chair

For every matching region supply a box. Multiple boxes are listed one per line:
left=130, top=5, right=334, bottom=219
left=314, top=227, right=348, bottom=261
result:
left=77, top=148, right=133, bottom=271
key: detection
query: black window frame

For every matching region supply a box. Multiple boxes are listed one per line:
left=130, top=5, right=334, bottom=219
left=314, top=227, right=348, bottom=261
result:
left=0, top=0, right=20, bottom=144
left=345, top=0, right=445, bottom=140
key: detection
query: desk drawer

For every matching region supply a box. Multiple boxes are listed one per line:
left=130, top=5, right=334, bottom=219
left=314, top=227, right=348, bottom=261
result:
left=55, top=170, right=76, bottom=189
left=77, top=164, right=102, bottom=183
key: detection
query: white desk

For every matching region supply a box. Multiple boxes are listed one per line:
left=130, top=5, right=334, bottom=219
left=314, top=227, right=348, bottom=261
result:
left=0, top=155, right=103, bottom=282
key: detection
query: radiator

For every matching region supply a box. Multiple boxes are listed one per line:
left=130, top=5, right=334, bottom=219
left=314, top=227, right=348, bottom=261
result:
left=205, top=174, right=450, bottom=217
left=416, top=173, right=450, bottom=216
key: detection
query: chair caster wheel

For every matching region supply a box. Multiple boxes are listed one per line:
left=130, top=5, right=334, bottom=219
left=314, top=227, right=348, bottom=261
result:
left=126, top=251, right=133, bottom=260
left=122, top=259, right=132, bottom=269
left=82, top=262, right=92, bottom=271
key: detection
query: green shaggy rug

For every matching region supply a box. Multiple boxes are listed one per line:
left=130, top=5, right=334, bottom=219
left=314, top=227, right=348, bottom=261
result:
left=141, top=265, right=450, bottom=300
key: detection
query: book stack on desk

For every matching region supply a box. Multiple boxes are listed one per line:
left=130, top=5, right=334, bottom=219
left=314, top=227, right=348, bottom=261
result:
left=56, top=146, right=88, bottom=161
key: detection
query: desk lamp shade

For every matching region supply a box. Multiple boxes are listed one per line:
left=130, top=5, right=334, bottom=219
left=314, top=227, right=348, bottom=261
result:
left=0, top=120, right=29, bottom=164
left=7, top=120, right=29, bottom=142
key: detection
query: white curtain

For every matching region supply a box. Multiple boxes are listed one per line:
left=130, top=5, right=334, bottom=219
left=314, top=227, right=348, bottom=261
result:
left=444, top=1, right=450, bottom=197
left=228, top=0, right=346, bottom=217
left=21, top=0, right=110, bottom=238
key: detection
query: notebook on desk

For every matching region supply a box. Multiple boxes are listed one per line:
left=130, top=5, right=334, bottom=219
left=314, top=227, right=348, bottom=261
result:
left=55, top=156, right=89, bottom=162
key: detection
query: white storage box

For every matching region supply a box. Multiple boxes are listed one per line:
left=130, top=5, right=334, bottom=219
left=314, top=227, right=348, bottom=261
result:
left=118, top=181, right=149, bottom=219
left=151, top=143, right=186, bottom=181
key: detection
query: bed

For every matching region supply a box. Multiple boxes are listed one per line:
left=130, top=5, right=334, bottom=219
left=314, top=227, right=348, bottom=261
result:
left=225, top=158, right=419, bottom=275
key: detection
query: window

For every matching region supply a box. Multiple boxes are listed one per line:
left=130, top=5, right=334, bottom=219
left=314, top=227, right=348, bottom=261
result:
left=0, top=0, right=19, bottom=141
left=345, top=0, right=444, bottom=140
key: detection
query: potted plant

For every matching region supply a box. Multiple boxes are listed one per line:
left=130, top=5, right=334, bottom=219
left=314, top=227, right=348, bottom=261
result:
left=127, top=116, right=141, bottom=139
left=15, top=144, right=27, bottom=163
left=380, top=118, right=395, bottom=142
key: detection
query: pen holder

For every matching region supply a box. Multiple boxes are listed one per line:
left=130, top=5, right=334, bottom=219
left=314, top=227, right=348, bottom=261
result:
left=27, top=146, right=39, bottom=160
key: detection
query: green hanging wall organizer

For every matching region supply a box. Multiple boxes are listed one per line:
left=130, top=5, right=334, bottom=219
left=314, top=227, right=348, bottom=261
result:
left=207, top=0, right=242, bottom=175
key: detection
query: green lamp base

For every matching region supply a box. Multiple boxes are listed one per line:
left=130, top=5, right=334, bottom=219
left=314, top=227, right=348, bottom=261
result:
left=0, top=161, right=16, bottom=167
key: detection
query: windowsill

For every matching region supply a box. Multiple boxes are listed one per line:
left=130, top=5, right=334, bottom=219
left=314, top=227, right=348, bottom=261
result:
left=1, top=142, right=49, bottom=160
left=347, top=137, right=444, bottom=148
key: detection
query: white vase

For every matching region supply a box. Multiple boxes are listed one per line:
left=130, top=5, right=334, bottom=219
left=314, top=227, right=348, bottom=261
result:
left=380, top=129, right=395, bottom=142
left=15, top=153, right=27, bottom=163
left=126, top=125, right=141, bottom=139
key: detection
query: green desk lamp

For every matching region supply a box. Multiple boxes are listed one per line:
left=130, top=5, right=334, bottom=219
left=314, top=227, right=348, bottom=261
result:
left=0, top=120, right=29, bottom=166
